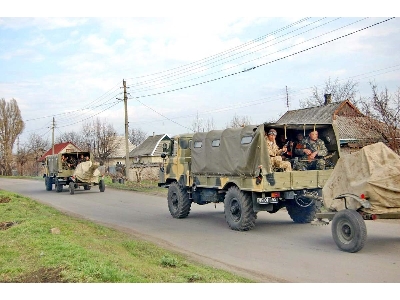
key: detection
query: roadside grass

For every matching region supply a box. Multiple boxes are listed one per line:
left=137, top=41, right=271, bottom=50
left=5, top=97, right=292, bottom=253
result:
left=0, top=190, right=252, bottom=283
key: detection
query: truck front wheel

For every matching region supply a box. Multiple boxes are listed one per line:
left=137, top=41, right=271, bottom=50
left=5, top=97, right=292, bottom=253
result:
left=331, top=209, right=367, bottom=253
left=168, top=182, right=191, bottom=218
left=224, top=186, right=255, bottom=231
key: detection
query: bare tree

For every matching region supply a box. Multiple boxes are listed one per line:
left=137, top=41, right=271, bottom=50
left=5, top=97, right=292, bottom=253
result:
left=359, top=83, right=400, bottom=154
left=15, top=133, right=49, bottom=176
left=300, top=77, right=359, bottom=108
left=226, top=114, right=252, bottom=128
left=56, top=131, right=83, bottom=148
left=81, top=118, right=119, bottom=161
left=191, top=111, right=203, bottom=132
left=129, top=127, right=147, bottom=147
left=0, top=98, right=25, bottom=175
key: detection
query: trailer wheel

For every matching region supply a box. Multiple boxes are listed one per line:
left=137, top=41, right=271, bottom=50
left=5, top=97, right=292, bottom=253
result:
left=224, top=186, right=255, bottom=231
left=331, top=209, right=367, bottom=253
left=69, top=182, right=75, bottom=195
left=286, top=197, right=317, bottom=223
left=45, top=176, right=53, bottom=191
left=99, top=180, right=105, bottom=192
left=167, top=182, right=191, bottom=218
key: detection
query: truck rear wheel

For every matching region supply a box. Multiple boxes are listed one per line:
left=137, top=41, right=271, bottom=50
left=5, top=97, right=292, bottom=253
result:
left=55, top=179, right=63, bottom=193
left=224, top=186, right=255, bottom=231
left=45, top=176, right=53, bottom=191
left=167, top=182, right=191, bottom=218
left=331, top=209, right=367, bottom=253
left=286, top=198, right=317, bottom=223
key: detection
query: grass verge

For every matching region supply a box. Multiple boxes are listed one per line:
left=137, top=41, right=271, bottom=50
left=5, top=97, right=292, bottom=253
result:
left=0, top=190, right=252, bottom=283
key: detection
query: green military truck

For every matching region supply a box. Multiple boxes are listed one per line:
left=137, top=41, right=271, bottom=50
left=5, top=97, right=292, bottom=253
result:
left=158, top=123, right=340, bottom=231
left=43, top=151, right=105, bottom=193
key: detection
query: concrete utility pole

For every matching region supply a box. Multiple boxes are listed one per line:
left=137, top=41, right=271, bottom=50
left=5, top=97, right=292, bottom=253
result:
left=52, top=117, right=55, bottom=155
left=123, top=79, right=130, bottom=178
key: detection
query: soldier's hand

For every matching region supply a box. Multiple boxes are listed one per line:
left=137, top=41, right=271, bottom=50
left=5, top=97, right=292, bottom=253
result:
left=304, top=149, right=312, bottom=155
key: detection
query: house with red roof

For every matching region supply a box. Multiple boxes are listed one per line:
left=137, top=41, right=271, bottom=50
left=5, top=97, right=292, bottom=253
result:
left=38, top=142, right=83, bottom=162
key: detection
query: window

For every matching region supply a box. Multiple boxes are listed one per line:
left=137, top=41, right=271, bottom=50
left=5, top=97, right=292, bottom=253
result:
left=193, top=141, right=202, bottom=148
left=212, top=139, right=220, bottom=147
left=241, top=136, right=253, bottom=144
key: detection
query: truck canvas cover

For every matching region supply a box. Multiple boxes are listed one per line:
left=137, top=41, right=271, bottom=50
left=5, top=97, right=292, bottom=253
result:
left=322, top=142, right=400, bottom=214
left=191, top=125, right=271, bottom=176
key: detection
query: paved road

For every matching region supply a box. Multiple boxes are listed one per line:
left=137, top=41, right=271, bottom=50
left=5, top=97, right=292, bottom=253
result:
left=1, top=178, right=399, bottom=283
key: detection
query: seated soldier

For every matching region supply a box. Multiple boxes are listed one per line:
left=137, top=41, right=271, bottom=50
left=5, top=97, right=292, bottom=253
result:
left=294, top=130, right=328, bottom=170
left=265, top=129, right=292, bottom=172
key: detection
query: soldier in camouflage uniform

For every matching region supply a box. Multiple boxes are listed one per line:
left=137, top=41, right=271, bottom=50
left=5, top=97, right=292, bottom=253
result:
left=265, top=129, right=292, bottom=172
left=294, top=130, right=328, bottom=170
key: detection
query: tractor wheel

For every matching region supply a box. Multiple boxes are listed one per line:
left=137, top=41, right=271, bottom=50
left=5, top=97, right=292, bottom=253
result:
left=224, top=186, right=255, bottom=231
left=286, top=197, right=317, bottom=223
left=167, top=182, right=191, bottom=218
left=99, top=180, right=105, bottom=192
left=331, top=209, right=367, bottom=253
left=45, top=176, right=53, bottom=191
left=69, top=182, right=75, bottom=195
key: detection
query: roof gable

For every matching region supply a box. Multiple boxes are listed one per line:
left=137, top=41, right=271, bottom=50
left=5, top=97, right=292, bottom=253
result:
left=38, top=142, right=82, bottom=161
left=129, top=134, right=170, bottom=157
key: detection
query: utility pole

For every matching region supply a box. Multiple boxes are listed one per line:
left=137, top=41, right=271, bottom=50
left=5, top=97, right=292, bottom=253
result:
left=52, top=117, right=55, bottom=155
left=123, top=79, right=130, bottom=178
left=286, top=86, right=290, bottom=110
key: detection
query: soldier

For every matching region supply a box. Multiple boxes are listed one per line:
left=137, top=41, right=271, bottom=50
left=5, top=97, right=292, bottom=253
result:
left=294, top=130, right=328, bottom=170
left=265, top=129, right=292, bottom=172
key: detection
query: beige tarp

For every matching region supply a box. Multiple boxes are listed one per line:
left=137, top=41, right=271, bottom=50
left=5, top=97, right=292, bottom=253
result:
left=323, top=142, right=400, bottom=214
left=73, top=161, right=101, bottom=183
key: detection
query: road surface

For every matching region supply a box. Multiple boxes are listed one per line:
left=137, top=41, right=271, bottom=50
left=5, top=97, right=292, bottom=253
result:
left=1, top=178, right=399, bottom=283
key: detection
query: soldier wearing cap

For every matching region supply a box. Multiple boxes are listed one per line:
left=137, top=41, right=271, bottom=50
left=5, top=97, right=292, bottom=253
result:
left=294, top=130, right=328, bottom=170
left=265, top=129, right=292, bottom=172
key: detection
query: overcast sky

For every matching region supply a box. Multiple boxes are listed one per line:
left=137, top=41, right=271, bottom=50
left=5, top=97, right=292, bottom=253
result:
left=1, top=2, right=399, bottom=147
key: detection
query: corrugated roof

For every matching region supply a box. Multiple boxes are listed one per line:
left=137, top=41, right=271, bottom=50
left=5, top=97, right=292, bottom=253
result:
left=38, top=142, right=82, bottom=161
left=336, top=116, right=384, bottom=140
left=129, top=134, right=168, bottom=157
left=276, top=102, right=343, bottom=124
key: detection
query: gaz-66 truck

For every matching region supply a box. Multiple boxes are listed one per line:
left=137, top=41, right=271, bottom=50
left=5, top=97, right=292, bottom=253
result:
left=43, top=151, right=105, bottom=194
left=158, top=123, right=340, bottom=231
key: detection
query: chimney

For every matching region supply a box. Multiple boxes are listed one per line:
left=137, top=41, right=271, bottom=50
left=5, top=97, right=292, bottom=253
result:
left=324, top=94, right=332, bottom=105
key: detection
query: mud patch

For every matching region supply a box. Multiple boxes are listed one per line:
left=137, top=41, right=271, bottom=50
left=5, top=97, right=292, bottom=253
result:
left=0, top=196, right=11, bottom=203
left=0, top=221, right=17, bottom=230
left=10, top=266, right=68, bottom=283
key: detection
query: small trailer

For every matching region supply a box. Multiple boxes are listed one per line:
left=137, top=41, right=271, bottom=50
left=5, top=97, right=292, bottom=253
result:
left=312, top=142, right=400, bottom=253
left=68, top=161, right=105, bottom=195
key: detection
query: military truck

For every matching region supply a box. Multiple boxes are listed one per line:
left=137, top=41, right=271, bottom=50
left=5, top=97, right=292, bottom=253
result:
left=158, top=123, right=340, bottom=231
left=43, top=151, right=105, bottom=193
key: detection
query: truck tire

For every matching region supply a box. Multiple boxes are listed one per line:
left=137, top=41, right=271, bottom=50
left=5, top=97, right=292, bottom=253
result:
left=55, top=179, right=63, bottom=193
left=45, top=176, right=53, bottom=191
left=84, top=185, right=91, bottom=190
left=331, top=209, right=367, bottom=253
left=69, top=182, right=75, bottom=195
left=224, top=186, right=255, bottom=231
left=167, top=182, right=191, bottom=218
left=286, top=198, right=317, bottom=223
left=99, top=180, right=105, bottom=192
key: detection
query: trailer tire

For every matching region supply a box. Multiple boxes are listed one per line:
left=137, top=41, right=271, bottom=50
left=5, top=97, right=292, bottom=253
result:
left=286, top=197, right=317, bottom=223
left=69, top=182, right=75, bottom=195
left=331, top=209, right=367, bottom=253
left=45, top=176, right=53, bottom=191
left=224, top=186, right=255, bottom=231
left=167, top=182, right=191, bottom=218
left=99, top=180, right=105, bottom=192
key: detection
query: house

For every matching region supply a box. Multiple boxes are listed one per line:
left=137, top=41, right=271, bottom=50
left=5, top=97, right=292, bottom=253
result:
left=38, top=142, right=83, bottom=162
left=105, top=136, right=136, bottom=168
left=129, top=133, right=171, bottom=164
left=276, top=95, right=383, bottom=154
